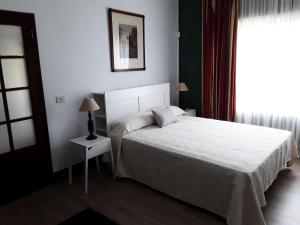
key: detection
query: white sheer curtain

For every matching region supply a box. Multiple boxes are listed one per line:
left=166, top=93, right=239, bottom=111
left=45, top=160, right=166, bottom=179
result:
left=236, top=0, right=300, bottom=153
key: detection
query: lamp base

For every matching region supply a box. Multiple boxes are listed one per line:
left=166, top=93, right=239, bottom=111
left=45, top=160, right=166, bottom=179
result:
left=86, top=111, right=97, bottom=140
left=86, top=134, right=97, bottom=140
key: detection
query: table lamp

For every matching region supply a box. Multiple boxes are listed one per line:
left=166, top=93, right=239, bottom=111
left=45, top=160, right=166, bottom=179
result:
left=176, top=82, right=189, bottom=108
left=79, top=97, right=100, bottom=140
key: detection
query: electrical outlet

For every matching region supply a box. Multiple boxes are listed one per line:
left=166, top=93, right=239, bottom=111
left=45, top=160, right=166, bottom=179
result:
left=56, top=96, right=65, bottom=103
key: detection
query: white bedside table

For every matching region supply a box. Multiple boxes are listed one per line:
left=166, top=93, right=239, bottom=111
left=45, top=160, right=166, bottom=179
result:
left=184, top=109, right=196, bottom=117
left=68, top=135, right=114, bottom=194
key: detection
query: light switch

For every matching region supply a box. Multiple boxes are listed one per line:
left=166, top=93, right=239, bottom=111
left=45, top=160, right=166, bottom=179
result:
left=56, top=96, right=65, bottom=103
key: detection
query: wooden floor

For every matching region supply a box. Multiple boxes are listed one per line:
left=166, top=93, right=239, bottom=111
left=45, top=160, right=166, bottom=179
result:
left=0, top=161, right=300, bottom=225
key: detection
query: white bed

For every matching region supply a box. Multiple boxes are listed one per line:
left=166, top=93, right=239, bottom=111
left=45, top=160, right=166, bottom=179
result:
left=103, top=83, right=298, bottom=225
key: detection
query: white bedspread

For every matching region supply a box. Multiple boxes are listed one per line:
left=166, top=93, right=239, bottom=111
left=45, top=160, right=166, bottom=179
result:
left=111, top=116, right=298, bottom=225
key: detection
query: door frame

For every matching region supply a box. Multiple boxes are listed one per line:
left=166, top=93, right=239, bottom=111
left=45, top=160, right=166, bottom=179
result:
left=0, top=10, right=52, bottom=173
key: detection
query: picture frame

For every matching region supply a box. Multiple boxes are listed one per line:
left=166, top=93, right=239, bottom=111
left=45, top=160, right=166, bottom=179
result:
left=108, top=8, right=145, bottom=72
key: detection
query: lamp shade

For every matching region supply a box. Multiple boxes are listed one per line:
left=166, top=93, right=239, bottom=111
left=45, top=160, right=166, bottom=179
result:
left=176, top=83, right=189, bottom=92
left=79, top=97, right=100, bottom=112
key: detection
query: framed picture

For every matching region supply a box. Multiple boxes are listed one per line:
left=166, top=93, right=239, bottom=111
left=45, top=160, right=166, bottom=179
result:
left=108, top=8, right=145, bottom=72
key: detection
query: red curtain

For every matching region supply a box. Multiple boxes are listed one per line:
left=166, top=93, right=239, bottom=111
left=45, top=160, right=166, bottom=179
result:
left=202, top=0, right=237, bottom=121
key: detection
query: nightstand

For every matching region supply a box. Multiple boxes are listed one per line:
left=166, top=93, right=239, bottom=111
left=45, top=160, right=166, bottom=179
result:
left=68, top=135, right=114, bottom=194
left=184, top=109, right=196, bottom=117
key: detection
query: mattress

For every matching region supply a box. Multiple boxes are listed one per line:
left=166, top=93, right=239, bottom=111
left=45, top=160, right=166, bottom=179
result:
left=111, top=116, right=298, bottom=225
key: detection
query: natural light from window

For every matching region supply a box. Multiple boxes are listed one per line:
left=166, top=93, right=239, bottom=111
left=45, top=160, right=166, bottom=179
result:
left=236, top=13, right=300, bottom=117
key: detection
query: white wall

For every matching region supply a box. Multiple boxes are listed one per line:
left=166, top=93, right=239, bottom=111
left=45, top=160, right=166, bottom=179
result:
left=0, top=0, right=179, bottom=172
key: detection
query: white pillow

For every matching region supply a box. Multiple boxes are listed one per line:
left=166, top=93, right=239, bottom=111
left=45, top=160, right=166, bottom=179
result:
left=169, top=106, right=185, bottom=116
left=111, top=111, right=154, bottom=134
left=152, top=107, right=177, bottom=128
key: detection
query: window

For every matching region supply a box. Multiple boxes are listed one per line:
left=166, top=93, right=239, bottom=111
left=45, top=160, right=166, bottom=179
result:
left=236, top=12, right=300, bottom=117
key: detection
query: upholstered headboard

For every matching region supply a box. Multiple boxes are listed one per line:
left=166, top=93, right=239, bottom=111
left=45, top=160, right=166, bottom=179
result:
left=104, top=83, right=170, bottom=135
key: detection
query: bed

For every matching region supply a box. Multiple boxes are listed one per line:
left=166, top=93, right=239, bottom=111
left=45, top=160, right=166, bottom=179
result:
left=101, top=83, right=298, bottom=225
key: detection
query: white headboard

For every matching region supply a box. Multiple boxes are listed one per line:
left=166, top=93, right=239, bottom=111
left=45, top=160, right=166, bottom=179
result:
left=104, top=83, right=170, bottom=135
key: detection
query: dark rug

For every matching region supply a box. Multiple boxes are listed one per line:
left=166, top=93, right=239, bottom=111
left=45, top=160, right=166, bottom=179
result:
left=58, top=208, right=119, bottom=225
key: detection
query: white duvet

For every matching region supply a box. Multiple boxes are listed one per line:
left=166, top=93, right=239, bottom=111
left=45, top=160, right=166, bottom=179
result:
left=111, top=116, right=298, bottom=225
